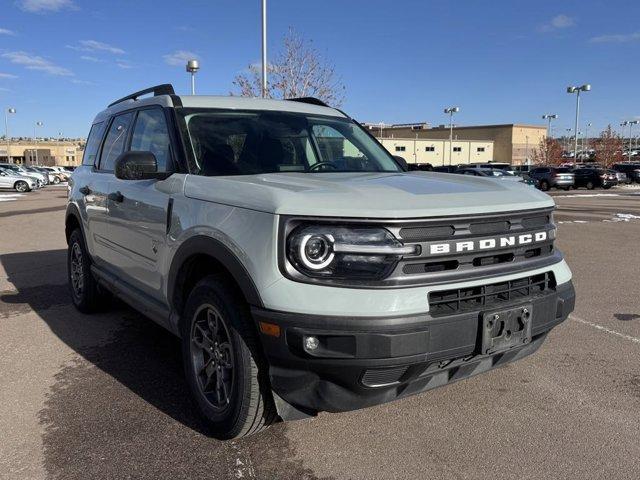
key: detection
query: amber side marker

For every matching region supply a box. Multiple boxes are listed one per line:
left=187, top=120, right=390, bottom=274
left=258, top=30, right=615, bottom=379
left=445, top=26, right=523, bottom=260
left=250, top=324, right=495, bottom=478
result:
left=259, top=321, right=281, bottom=338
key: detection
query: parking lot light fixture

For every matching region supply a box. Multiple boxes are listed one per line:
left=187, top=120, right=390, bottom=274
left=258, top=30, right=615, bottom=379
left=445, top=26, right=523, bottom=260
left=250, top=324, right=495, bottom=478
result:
left=444, top=106, right=460, bottom=166
left=567, top=84, right=591, bottom=161
left=4, top=107, right=16, bottom=163
left=186, top=59, right=199, bottom=95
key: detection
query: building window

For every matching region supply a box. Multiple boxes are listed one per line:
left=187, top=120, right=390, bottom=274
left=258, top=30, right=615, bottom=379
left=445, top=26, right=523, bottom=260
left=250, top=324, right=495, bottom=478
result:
left=425, top=146, right=435, bottom=152
left=477, top=147, right=485, bottom=152
left=395, top=146, right=406, bottom=152
left=453, top=147, right=462, bottom=152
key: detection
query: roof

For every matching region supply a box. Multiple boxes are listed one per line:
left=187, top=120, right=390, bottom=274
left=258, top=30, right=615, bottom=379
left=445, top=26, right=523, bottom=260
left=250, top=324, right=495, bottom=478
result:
left=94, top=93, right=345, bottom=124
left=414, top=123, right=547, bottom=131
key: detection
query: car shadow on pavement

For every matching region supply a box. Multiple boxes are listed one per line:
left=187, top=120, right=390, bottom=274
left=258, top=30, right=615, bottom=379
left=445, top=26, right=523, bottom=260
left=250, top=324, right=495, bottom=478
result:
left=0, top=249, right=330, bottom=480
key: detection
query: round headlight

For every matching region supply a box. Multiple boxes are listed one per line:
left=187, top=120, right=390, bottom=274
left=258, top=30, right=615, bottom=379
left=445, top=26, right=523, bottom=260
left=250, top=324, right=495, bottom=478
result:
left=299, top=234, right=334, bottom=270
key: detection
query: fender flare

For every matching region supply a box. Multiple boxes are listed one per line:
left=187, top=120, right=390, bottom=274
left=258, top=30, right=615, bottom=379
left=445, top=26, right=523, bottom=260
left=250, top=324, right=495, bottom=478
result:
left=167, top=235, right=264, bottom=313
left=65, top=202, right=83, bottom=242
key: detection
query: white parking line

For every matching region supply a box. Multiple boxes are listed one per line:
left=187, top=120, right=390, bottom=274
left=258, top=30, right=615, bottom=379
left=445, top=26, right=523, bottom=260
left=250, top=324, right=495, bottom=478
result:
left=0, top=193, right=25, bottom=202
left=571, top=315, right=640, bottom=345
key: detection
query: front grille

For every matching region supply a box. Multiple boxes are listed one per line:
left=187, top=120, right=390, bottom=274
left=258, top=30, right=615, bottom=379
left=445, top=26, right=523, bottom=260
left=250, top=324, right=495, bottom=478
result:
left=428, top=272, right=556, bottom=317
left=385, top=207, right=558, bottom=286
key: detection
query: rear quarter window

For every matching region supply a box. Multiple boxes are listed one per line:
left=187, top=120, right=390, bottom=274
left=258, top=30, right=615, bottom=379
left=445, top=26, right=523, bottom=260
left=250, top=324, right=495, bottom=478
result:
left=82, top=122, right=106, bottom=166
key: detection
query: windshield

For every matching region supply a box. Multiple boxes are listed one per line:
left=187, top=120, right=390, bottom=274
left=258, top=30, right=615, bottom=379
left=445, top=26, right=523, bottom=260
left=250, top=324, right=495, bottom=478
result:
left=178, top=109, right=402, bottom=176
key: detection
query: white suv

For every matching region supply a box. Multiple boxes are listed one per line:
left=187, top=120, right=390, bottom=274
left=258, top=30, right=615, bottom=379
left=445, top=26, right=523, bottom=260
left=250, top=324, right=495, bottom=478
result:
left=66, top=84, right=575, bottom=439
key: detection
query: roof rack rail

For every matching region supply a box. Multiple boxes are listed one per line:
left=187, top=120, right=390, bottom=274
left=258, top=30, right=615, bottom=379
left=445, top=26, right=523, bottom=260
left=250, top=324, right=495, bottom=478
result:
left=108, top=84, right=175, bottom=108
left=286, top=97, right=330, bottom=107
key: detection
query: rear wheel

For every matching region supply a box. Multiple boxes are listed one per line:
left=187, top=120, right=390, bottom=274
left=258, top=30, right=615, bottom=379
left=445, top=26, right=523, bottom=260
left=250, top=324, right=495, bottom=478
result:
left=68, top=228, right=108, bottom=313
left=586, top=181, right=595, bottom=190
left=182, top=275, right=277, bottom=439
left=14, top=181, right=30, bottom=192
left=539, top=180, right=549, bottom=191
left=53, top=176, right=61, bottom=185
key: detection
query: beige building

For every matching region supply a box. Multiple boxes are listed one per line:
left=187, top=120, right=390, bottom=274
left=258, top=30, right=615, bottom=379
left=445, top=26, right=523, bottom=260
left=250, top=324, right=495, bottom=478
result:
left=379, top=138, right=494, bottom=166
left=0, top=141, right=85, bottom=166
left=369, top=123, right=547, bottom=165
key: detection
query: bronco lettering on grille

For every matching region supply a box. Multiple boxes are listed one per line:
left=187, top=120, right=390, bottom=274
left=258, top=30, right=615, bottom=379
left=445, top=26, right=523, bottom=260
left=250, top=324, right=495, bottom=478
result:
left=427, top=230, right=549, bottom=255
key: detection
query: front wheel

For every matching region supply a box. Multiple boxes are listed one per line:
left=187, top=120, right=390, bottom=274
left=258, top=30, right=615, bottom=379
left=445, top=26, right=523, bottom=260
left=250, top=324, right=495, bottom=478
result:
left=14, top=181, right=30, bottom=192
left=53, top=176, right=61, bottom=185
left=182, top=275, right=277, bottom=439
left=586, top=181, right=595, bottom=190
left=539, top=180, right=549, bottom=191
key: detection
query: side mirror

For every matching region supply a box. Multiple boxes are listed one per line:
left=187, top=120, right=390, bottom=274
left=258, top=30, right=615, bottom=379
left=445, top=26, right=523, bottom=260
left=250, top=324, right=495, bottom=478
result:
left=114, top=151, right=168, bottom=180
left=393, top=155, right=409, bottom=171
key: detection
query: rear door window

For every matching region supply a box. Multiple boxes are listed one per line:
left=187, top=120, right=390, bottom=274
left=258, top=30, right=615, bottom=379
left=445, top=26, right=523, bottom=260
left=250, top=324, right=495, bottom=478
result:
left=98, top=112, right=134, bottom=171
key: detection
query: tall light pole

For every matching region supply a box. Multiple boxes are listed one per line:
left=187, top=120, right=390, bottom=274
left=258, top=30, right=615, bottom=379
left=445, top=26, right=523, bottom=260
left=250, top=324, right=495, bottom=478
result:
left=34, top=121, right=43, bottom=166
left=566, top=84, right=591, bottom=160
left=565, top=128, right=572, bottom=154
left=4, top=107, right=16, bottom=163
left=584, top=122, right=592, bottom=157
left=261, top=0, right=267, bottom=98
left=621, top=120, right=639, bottom=162
left=444, top=106, right=459, bottom=166
left=186, top=59, right=199, bottom=95
left=542, top=114, right=558, bottom=137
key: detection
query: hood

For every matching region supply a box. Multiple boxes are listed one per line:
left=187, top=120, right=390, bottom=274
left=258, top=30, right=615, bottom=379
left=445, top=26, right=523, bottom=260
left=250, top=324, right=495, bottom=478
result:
left=184, top=171, right=555, bottom=218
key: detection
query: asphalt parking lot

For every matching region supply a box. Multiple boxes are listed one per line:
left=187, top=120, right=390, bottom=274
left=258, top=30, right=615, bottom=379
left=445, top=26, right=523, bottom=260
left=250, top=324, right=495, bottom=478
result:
left=1, top=186, right=639, bottom=480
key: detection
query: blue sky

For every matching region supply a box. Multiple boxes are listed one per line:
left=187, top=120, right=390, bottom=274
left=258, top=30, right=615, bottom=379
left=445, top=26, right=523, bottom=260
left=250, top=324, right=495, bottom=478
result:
left=1, top=0, right=640, bottom=138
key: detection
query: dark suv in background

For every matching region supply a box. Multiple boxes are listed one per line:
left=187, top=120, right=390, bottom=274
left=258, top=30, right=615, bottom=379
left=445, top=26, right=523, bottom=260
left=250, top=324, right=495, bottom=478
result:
left=612, top=163, right=640, bottom=183
left=527, top=167, right=575, bottom=191
left=572, top=168, right=617, bottom=189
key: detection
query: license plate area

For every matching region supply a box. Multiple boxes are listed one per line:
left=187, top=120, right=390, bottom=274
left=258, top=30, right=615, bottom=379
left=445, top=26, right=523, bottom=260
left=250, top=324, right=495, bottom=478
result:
left=481, top=304, right=532, bottom=355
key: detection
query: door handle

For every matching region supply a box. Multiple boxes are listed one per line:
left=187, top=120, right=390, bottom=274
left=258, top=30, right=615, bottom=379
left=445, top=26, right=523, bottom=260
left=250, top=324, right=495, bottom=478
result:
left=108, top=191, right=124, bottom=203
left=79, top=186, right=91, bottom=195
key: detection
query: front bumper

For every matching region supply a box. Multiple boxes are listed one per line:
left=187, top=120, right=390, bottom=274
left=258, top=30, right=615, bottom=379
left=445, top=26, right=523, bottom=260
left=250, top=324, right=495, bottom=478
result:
left=254, top=281, right=575, bottom=417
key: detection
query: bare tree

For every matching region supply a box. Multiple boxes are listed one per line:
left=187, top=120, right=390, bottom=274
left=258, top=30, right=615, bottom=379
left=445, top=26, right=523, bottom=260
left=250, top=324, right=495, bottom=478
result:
left=592, top=125, right=623, bottom=167
left=531, top=136, right=564, bottom=165
left=233, top=29, right=345, bottom=106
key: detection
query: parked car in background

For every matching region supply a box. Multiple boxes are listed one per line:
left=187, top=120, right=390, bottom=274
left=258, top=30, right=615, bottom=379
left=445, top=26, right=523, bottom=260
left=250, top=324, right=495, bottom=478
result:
left=611, top=163, right=640, bottom=183
left=32, top=166, right=62, bottom=184
left=432, top=165, right=459, bottom=173
left=0, top=163, right=44, bottom=188
left=0, top=168, right=37, bottom=192
left=407, top=163, right=433, bottom=171
left=527, top=166, right=575, bottom=191
left=40, top=166, right=70, bottom=182
left=467, top=162, right=513, bottom=171
left=456, top=167, right=536, bottom=186
left=512, top=165, right=532, bottom=174
left=572, top=168, right=617, bottom=189
left=609, top=169, right=630, bottom=184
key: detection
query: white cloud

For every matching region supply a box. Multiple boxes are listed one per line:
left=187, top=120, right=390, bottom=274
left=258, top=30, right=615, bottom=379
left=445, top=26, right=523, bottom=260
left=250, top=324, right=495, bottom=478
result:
left=0, top=87, right=11, bottom=92
left=17, top=0, right=76, bottom=13
left=590, top=32, right=640, bottom=43
left=539, top=14, right=575, bottom=32
left=70, top=78, right=96, bottom=86
left=68, top=40, right=126, bottom=55
left=0, top=27, right=16, bottom=35
left=163, top=50, right=199, bottom=66
left=0, top=73, right=18, bottom=79
left=79, top=55, right=102, bottom=62
left=115, top=61, right=133, bottom=69
left=1, top=51, right=73, bottom=76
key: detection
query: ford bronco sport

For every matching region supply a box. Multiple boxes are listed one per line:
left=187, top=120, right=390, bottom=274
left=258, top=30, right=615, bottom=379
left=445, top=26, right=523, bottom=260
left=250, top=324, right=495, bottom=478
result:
left=66, top=84, right=575, bottom=439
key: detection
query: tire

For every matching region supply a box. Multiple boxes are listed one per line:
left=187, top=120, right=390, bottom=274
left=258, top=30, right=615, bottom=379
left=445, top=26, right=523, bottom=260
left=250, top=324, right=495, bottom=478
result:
left=603, top=185, right=612, bottom=190
left=181, top=275, right=277, bottom=439
left=53, top=176, right=61, bottom=185
left=14, top=181, right=30, bottom=192
left=586, top=181, right=595, bottom=190
left=539, top=180, right=549, bottom=191
left=67, top=228, right=108, bottom=313
left=561, top=186, right=571, bottom=191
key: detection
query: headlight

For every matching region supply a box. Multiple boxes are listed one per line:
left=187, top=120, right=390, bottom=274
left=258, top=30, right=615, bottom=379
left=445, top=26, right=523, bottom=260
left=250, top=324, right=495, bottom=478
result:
left=286, top=225, right=418, bottom=281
